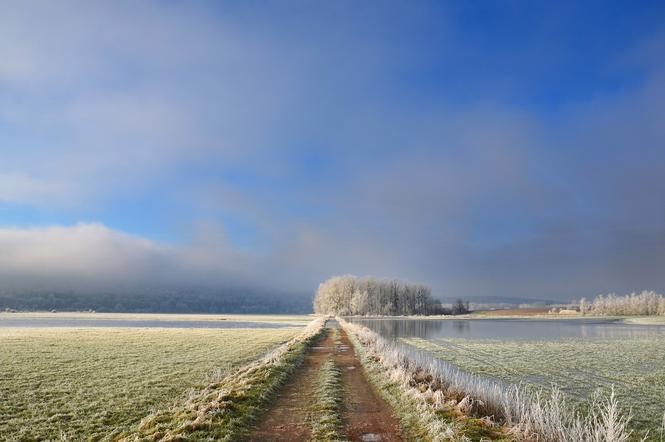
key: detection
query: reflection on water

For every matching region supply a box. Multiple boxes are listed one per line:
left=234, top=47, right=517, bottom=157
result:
left=347, top=317, right=665, bottom=340
left=0, top=318, right=295, bottom=329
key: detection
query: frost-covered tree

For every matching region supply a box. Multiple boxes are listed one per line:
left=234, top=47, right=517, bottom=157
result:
left=350, top=290, right=369, bottom=315
left=313, top=275, right=435, bottom=316
left=580, top=291, right=665, bottom=316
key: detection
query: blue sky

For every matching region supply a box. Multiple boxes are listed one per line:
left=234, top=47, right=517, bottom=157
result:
left=1, top=1, right=665, bottom=300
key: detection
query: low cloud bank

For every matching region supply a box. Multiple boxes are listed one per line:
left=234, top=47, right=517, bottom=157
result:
left=0, top=223, right=312, bottom=312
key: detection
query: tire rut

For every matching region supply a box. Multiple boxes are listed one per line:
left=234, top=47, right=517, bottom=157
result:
left=336, top=327, right=403, bottom=442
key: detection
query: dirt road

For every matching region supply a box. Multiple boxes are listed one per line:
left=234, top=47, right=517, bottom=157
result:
left=248, top=321, right=403, bottom=441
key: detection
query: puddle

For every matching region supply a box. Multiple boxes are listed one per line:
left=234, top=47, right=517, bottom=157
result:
left=347, top=366, right=356, bottom=370
left=360, top=433, right=382, bottom=441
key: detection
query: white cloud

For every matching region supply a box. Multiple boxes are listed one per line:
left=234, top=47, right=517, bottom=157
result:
left=0, top=223, right=169, bottom=287
left=0, top=222, right=320, bottom=294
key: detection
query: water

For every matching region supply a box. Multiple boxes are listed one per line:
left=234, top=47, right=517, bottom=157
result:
left=0, top=317, right=296, bottom=329
left=347, top=317, right=665, bottom=340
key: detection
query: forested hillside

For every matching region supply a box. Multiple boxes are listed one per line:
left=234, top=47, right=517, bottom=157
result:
left=0, top=289, right=312, bottom=313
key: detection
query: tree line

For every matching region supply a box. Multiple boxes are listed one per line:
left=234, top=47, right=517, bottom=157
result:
left=0, top=289, right=312, bottom=314
left=579, top=291, right=665, bottom=316
left=313, top=275, right=453, bottom=316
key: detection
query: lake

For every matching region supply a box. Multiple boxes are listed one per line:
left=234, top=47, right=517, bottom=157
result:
left=346, top=317, right=665, bottom=340
left=0, top=317, right=296, bottom=329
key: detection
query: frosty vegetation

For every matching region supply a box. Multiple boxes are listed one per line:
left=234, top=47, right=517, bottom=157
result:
left=579, top=291, right=665, bottom=316
left=313, top=275, right=435, bottom=316
left=341, top=319, right=636, bottom=442
left=0, top=326, right=304, bottom=440
left=131, top=318, right=325, bottom=440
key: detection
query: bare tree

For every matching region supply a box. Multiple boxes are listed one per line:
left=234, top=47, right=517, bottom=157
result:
left=451, top=299, right=469, bottom=315
left=313, top=275, right=435, bottom=316
left=578, top=291, right=665, bottom=316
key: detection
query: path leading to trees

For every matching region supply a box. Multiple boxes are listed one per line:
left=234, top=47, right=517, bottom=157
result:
left=247, top=321, right=403, bottom=442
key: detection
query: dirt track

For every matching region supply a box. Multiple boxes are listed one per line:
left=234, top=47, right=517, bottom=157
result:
left=248, top=321, right=403, bottom=441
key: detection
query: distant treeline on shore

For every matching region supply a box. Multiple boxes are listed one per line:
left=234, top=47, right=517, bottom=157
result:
left=313, top=275, right=468, bottom=316
left=579, top=291, right=665, bottom=316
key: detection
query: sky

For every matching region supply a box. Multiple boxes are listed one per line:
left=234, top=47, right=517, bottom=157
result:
left=1, top=0, right=665, bottom=302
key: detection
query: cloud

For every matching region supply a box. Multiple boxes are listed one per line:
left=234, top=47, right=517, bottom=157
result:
left=0, top=223, right=170, bottom=291
left=0, top=222, right=337, bottom=295
left=0, top=1, right=446, bottom=206
left=1, top=2, right=665, bottom=303
left=0, top=221, right=290, bottom=297
left=0, top=1, right=301, bottom=206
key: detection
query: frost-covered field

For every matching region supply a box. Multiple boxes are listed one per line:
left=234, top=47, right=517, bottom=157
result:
left=403, top=335, right=665, bottom=439
left=0, top=322, right=305, bottom=440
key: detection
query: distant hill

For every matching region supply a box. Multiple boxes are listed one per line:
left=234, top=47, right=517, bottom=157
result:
left=436, top=295, right=562, bottom=308
left=0, top=291, right=567, bottom=314
left=0, top=288, right=313, bottom=314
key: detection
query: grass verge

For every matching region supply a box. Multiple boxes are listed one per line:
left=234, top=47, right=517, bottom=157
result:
left=310, top=352, right=345, bottom=442
left=123, top=317, right=325, bottom=441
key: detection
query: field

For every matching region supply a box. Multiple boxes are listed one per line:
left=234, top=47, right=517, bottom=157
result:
left=0, top=320, right=305, bottom=440
left=402, top=335, right=665, bottom=439
left=472, top=308, right=552, bottom=317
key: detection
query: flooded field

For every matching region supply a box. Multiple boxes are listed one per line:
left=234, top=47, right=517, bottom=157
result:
left=348, top=317, right=665, bottom=439
left=347, top=317, right=665, bottom=340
